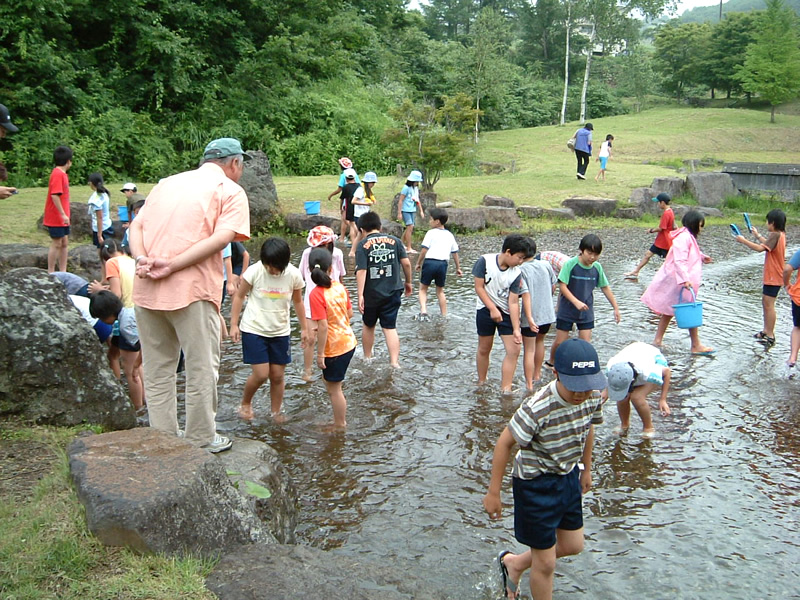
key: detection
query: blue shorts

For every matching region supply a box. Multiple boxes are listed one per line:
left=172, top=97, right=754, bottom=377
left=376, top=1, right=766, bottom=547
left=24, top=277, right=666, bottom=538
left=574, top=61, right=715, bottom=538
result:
left=763, top=284, right=780, bottom=298
left=92, top=227, right=116, bottom=248
left=599, top=156, right=608, bottom=169
left=556, top=318, right=594, bottom=332
left=241, top=332, right=291, bottom=365
left=522, top=322, right=551, bottom=337
left=402, top=211, right=416, bottom=226
left=48, top=226, right=70, bottom=239
left=513, top=468, right=583, bottom=550
left=322, top=347, right=356, bottom=383
left=793, top=301, right=800, bottom=328
left=362, top=290, right=403, bottom=329
left=476, top=306, right=514, bottom=337
left=649, top=244, right=668, bottom=259
left=420, top=259, right=447, bottom=287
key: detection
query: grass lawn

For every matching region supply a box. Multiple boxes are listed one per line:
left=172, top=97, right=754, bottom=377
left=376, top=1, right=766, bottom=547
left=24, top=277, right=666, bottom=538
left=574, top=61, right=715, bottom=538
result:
left=2, top=106, right=800, bottom=246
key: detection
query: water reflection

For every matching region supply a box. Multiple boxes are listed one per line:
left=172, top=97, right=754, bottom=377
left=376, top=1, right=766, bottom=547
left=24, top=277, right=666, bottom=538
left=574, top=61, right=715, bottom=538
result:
left=209, top=226, right=800, bottom=598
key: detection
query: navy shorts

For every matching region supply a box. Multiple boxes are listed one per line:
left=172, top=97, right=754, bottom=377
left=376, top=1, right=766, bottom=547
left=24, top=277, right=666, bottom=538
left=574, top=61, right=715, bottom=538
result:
left=241, top=332, right=291, bottom=365
left=92, top=227, right=116, bottom=248
left=402, top=211, right=416, bottom=226
left=649, top=244, right=668, bottom=259
left=763, top=284, right=781, bottom=298
left=556, top=318, right=594, bottom=332
left=513, top=468, right=583, bottom=550
left=420, top=259, right=447, bottom=287
left=793, top=301, right=800, bottom=327
left=111, top=334, right=141, bottom=353
left=476, top=306, right=514, bottom=337
left=362, top=290, right=403, bottom=329
left=322, top=347, right=355, bottom=383
left=522, top=322, right=551, bottom=337
left=48, top=225, right=70, bottom=239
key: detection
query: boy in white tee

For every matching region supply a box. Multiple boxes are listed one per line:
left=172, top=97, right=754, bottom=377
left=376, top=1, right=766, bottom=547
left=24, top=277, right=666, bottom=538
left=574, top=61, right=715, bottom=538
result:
left=414, top=208, right=462, bottom=320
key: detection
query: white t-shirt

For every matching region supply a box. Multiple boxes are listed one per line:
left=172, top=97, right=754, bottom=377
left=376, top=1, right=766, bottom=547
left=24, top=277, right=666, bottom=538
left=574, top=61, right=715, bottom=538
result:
left=606, top=342, right=667, bottom=386
left=352, top=186, right=370, bottom=219
left=240, top=263, right=304, bottom=337
left=87, top=191, right=112, bottom=232
left=421, top=228, right=459, bottom=261
left=599, top=140, right=611, bottom=158
left=472, top=254, right=527, bottom=314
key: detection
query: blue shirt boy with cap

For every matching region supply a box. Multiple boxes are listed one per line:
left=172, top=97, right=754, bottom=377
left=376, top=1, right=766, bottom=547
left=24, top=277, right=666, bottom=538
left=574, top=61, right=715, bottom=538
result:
left=483, top=338, right=607, bottom=600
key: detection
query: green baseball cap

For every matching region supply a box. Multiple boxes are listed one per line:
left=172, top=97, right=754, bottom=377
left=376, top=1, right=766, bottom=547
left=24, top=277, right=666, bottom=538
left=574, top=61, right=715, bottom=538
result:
left=203, top=138, right=252, bottom=161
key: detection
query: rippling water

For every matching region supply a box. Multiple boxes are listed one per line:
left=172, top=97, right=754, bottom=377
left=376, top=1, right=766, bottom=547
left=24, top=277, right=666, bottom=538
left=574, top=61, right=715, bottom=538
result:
left=211, top=226, right=800, bottom=599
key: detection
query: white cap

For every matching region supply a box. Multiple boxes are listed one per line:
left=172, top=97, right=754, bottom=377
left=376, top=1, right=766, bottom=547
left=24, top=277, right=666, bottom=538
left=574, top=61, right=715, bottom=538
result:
left=343, top=168, right=357, bottom=180
left=121, top=182, right=136, bottom=192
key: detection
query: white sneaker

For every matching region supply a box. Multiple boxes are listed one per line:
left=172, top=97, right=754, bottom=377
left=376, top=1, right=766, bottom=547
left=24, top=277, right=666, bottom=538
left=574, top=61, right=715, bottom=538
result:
left=203, top=433, right=233, bottom=453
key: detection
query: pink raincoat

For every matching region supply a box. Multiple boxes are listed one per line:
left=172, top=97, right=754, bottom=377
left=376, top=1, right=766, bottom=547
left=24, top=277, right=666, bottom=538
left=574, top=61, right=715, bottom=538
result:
left=641, top=227, right=708, bottom=316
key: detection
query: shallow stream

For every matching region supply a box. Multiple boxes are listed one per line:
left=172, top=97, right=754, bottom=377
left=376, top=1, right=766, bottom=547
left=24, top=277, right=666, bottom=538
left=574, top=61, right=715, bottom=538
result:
left=212, top=225, right=799, bottom=599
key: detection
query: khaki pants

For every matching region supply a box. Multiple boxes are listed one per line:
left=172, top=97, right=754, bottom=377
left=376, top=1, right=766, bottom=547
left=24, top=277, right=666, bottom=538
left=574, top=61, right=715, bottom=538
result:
left=136, top=301, right=220, bottom=446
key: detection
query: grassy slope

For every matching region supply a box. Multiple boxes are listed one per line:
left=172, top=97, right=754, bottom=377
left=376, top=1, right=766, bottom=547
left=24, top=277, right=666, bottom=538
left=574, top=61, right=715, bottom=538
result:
left=2, top=107, right=800, bottom=245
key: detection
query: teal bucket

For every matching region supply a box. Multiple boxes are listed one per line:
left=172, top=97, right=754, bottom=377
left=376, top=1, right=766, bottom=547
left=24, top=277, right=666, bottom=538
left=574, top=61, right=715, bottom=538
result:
left=672, top=287, right=703, bottom=329
left=117, top=205, right=129, bottom=222
left=304, top=201, right=321, bottom=215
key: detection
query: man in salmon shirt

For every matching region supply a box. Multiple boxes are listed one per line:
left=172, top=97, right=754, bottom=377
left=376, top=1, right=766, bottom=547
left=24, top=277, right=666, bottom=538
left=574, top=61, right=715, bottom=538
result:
left=128, top=138, right=251, bottom=453
left=625, top=193, right=675, bottom=280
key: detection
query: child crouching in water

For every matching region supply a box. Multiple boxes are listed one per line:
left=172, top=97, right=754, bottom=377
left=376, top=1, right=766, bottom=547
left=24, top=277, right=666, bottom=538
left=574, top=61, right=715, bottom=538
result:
left=308, top=247, right=357, bottom=429
left=230, top=238, right=307, bottom=421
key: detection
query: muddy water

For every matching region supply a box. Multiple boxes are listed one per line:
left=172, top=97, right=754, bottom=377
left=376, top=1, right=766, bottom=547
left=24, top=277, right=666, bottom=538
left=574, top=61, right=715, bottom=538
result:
left=213, top=226, right=800, bottom=598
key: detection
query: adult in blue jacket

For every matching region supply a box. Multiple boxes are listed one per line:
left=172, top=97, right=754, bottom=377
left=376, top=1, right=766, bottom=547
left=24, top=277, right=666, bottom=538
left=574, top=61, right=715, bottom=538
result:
left=571, top=122, right=593, bottom=180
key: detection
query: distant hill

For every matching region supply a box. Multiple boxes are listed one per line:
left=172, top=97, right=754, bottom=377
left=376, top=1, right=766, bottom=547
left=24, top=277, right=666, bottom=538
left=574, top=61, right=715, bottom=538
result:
left=679, top=0, right=800, bottom=22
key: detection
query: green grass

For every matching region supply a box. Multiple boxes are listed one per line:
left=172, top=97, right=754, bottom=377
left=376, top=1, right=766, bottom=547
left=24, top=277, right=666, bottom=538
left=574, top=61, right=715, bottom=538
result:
left=0, top=424, right=217, bottom=600
left=2, top=106, right=800, bottom=246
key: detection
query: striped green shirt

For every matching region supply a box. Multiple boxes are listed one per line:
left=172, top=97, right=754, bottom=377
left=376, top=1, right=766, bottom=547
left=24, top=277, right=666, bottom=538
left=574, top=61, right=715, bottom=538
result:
left=509, top=381, right=604, bottom=480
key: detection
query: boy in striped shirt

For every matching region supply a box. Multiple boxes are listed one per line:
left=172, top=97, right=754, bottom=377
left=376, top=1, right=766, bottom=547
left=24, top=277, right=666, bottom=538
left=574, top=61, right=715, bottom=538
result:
left=483, top=339, right=607, bottom=600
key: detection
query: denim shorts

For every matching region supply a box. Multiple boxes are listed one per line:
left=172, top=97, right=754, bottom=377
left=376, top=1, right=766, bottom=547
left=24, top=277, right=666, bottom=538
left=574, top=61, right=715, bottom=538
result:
left=362, top=290, right=403, bottom=329
left=241, top=332, right=291, bottom=365
left=420, top=259, right=447, bottom=287
left=48, top=225, right=70, bottom=239
left=476, top=306, right=513, bottom=337
left=556, top=318, right=594, bottom=332
left=402, top=211, right=416, bottom=226
left=322, top=347, right=355, bottom=383
left=92, top=227, right=116, bottom=248
left=513, top=468, right=583, bottom=550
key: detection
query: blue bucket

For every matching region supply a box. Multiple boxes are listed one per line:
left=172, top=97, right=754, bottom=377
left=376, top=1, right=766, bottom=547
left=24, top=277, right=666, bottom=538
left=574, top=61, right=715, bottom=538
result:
left=117, top=205, right=129, bottom=222
left=672, top=287, right=703, bottom=329
left=304, top=201, right=321, bottom=215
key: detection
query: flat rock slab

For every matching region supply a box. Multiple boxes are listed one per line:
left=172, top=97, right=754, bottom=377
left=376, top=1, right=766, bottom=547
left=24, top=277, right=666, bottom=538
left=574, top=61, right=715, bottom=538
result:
left=517, top=206, right=543, bottom=219
left=561, top=196, right=617, bottom=217
left=445, top=208, right=486, bottom=231
left=672, top=205, right=724, bottom=219
left=68, top=428, right=273, bottom=557
left=540, top=207, right=576, bottom=220
left=482, top=194, right=515, bottom=208
left=207, top=544, right=455, bottom=600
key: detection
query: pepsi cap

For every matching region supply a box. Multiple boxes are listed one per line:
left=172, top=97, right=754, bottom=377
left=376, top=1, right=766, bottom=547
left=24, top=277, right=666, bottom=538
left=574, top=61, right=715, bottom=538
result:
left=553, top=339, right=607, bottom=392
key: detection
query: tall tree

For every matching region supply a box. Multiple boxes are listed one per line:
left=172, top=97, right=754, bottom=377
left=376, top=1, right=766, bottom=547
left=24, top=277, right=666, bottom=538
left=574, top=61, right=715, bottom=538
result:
left=706, top=12, right=757, bottom=99
left=736, top=0, right=800, bottom=122
left=653, top=22, right=712, bottom=100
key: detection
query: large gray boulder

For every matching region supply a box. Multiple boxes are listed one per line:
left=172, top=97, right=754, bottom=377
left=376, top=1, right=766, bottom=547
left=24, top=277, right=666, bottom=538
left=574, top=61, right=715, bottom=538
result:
left=517, top=206, right=544, bottom=219
left=240, top=150, right=280, bottom=231
left=615, top=206, right=644, bottom=219
left=630, top=187, right=659, bottom=216
left=540, top=207, right=576, bottom=220
left=380, top=219, right=403, bottom=238
left=0, top=244, right=48, bottom=273
left=37, top=202, right=125, bottom=241
left=443, top=208, right=486, bottom=231
left=561, top=196, right=617, bottom=217
left=207, top=544, right=456, bottom=600
left=482, top=194, right=515, bottom=208
left=672, top=205, right=724, bottom=219
left=483, top=206, right=522, bottom=229
left=650, top=176, right=685, bottom=201
left=285, top=213, right=342, bottom=236
left=0, top=268, right=134, bottom=429
left=68, top=428, right=276, bottom=557
left=685, top=172, right=738, bottom=207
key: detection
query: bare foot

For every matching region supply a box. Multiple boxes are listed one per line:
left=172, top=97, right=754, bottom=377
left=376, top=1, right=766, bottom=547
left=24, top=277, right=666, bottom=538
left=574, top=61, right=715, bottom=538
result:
left=301, top=371, right=314, bottom=383
left=321, top=422, right=346, bottom=432
left=238, top=404, right=254, bottom=420
left=271, top=411, right=287, bottom=424
left=624, top=272, right=639, bottom=279
left=642, top=428, right=656, bottom=438
left=613, top=426, right=629, bottom=436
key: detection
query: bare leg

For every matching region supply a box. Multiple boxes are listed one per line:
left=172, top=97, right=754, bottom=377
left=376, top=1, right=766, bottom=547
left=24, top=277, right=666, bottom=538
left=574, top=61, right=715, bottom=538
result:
left=107, top=344, right=121, bottom=379
left=763, top=294, right=777, bottom=338
left=362, top=325, right=376, bottom=359
left=616, top=399, right=632, bottom=432
left=383, top=327, right=401, bottom=367
left=654, top=314, right=671, bottom=347
left=402, top=225, right=414, bottom=251
left=219, top=313, right=228, bottom=340
left=548, top=328, right=570, bottom=364
left=791, top=326, right=800, bottom=364
left=340, top=208, right=348, bottom=240
left=629, top=383, right=660, bottom=433
left=625, top=250, right=654, bottom=278
left=533, top=331, right=548, bottom=381
left=418, top=284, right=429, bottom=315
left=347, top=221, right=359, bottom=255
left=324, top=380, right=347, bottom=427
left=689, top=327, right=713, bottom=354
left=476, top=335, right=494, bottom=384
left=268, top=363, right=286, bottom=420
left=239, top=362, right=269, bottom=420
left=58, top=236, right=69, bottom=272
left=120, top=349, right=145, bottom=410
left=500, top=334, right=521, bottom=392
left=578, top=328, right=592, bottom=342
left=522, top=335, right=536, bottom=391
left=303, top=322, right=318, bottom=381
left=436, top=286, right=447, bottom=316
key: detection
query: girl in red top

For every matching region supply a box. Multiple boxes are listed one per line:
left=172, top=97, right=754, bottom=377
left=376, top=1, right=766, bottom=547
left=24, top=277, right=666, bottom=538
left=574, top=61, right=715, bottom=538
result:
left=308, top=248, right=357, bottom=429
left=735, top=209, right=786, bottom=346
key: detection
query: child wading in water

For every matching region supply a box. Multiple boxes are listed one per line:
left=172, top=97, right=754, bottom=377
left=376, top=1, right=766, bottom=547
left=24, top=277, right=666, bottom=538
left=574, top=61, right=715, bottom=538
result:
left=594, top=134, right=613, bottom=182
left=230, top=238, right=307, bottom=421
left=415, top=208, right=462, bottom=320
left=625, top=193, right=675, bottom=279
left=397, top=170, right=425, bottom=253
left=308, top=247, right=357, bottom=429
left=734, top=209, right=786, bottom=346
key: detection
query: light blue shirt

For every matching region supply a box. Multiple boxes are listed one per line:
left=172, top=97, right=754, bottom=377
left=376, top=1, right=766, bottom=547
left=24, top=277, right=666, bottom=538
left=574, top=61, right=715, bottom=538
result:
left=401, top=185, right=418, bottom=213
left=88, top=192, right=112, bottom=232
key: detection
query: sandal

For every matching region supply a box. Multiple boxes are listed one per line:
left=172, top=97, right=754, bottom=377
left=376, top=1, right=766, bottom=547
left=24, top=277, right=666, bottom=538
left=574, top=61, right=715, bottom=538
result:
left=754, top=331, right=767, bottom=340
left=497, top=551, right=519, bottom=600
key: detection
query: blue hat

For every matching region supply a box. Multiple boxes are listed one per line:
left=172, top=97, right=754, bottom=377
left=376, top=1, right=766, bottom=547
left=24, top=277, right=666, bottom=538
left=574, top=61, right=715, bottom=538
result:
left=652, top=192, right=671, bottom=203
left=553, top=339, right=607, bottom=392
left=607, top=362, right=635, bottom=402
left=203, top=138, right=252, bottom=161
